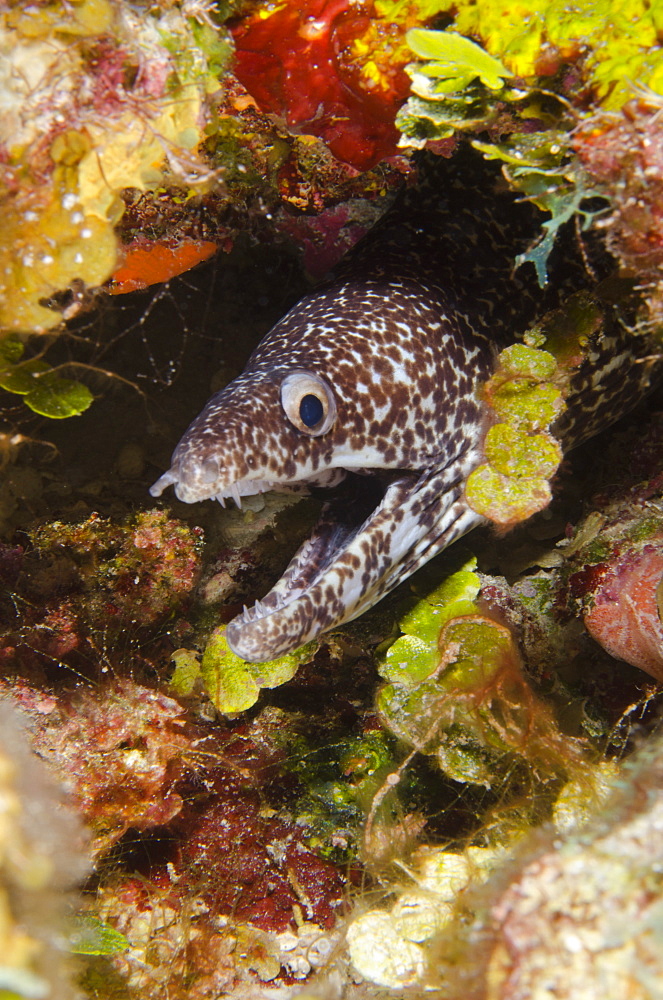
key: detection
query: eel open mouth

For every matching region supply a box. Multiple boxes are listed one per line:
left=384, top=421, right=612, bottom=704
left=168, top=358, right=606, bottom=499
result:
left=151, top=455, right=478, bottom=663
left=230, top=472, right=406, bottom=621
left=219, top=466, right=472, bottom=663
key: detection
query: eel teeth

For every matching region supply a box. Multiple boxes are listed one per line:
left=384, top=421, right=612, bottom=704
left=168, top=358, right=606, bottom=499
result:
left=230, top=482, right=243, bottom=509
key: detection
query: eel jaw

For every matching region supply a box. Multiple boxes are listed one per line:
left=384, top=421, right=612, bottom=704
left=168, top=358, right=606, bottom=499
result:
left=224, top=465, right=484, bottom=663
left=149, top=466, right=345, bottom=507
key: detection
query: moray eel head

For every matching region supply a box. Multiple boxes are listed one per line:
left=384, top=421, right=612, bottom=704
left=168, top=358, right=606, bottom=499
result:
left=151, top=367, right=349, bottom=505
left=150, top=280, right=488, bottom=662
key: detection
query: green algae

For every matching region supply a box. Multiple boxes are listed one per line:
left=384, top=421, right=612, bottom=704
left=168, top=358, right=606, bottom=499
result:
left=406, top=28, right=511, bottom=91
left=377, top=557, right=587, bottom=791
left=397, top=0, right=663, bottom=282
left=70, top=915, right=129, bottom=956
left=484, top=424, right=561, bottom=479
left=465, top=342, right=565, bottom=526
left=201, top=628, right=315, bottom=714
left=0, top=336, right=93, bottom=418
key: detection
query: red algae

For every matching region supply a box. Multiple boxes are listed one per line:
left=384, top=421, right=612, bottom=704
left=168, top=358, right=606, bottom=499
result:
left=20, top=679, right=190, bottom=857
left=231, top=0, right=411, bottom=169
left=172, top=765, right=347, bottom=932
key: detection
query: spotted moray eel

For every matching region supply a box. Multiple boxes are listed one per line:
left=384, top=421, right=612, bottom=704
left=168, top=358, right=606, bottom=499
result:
left=151, top=151, right=660, bottom=662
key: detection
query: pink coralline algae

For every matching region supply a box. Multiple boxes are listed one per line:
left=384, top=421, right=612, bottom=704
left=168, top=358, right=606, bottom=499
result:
left=582, top=543, right=663, bottom=680
left=26, top=679, right=190, bottom=857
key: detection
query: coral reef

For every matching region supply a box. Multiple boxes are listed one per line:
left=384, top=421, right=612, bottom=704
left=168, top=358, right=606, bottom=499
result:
left=424, top=729, right=663, bottom=999
left=398, top=8, right=663, bottom=302
left=0, top=0, right=227, bottom=333
left=27, top=679, right=191, bottom=858
left=1, top=0, right=663, bottom=997
left=558, top=416, right=663, bottom=681
left=574, top=94, right=663, bottom=329
left=0, top=698, right=90, bottom=1000
left=0, top=509, right=204, bottom=691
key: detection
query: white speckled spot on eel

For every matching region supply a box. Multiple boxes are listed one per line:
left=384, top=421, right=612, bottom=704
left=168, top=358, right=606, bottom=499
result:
left=150, top=151, right=660, bottom=662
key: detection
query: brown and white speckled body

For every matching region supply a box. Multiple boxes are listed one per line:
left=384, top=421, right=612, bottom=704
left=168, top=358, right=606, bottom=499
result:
left=151, top=152, right=659, bottom=662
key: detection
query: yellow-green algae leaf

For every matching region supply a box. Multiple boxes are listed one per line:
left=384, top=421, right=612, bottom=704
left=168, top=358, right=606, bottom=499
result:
left=465, top=465, right=552, bottom=525
left=490, top=381, right=563, bottom=429
left=69, top=915, right=129, bottom=956
left=484, top=424, right=561, bottom=479
left=0, top=359, right=51, bottom=394
left=24, top=375, right=93, bottom=418
left=485, top=345, right=564, bottom=431
left=465, top=342, right=565, bottom=525
left=201, top=628, right=314, bottom=714
left=0, top=336, right=93, bottom=417
left=500, top=344, right=557, bottom=381
left=424, top=0, right=663, bottom=109
left=169, top=648, right=202, bottom=698
left=438, top=618, right=516, bottom=692
left=406, top=29, right=511, bottom=91
left=381, top=557, right=480, bottom=685
left=377, top=615, right=529, bottom=780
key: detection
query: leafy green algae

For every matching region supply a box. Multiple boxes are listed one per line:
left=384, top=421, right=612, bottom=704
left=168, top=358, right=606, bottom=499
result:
left=465, top=343, right=564, bottom=526
left=434, top=0, right=663, bottom=107
left=0, top=336, right=93, bottom=418
left=398, top=0, right=663, bottom=282
left=201, top=628, right=315, bottom=714
left=377, top=558, right=586, bottom=790
left=406, top=28, right=511, bottom=92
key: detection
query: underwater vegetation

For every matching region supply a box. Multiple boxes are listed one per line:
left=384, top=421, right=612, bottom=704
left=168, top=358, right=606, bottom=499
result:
left=1, top=0, right=663, bottom=997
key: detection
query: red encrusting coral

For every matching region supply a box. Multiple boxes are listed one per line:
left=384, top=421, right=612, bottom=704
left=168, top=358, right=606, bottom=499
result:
left=109, top=239, right=219, bottom=293
left=230, top=0, right=412, bottom=170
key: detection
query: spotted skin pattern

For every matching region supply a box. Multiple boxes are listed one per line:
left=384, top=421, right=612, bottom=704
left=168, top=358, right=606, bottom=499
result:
left=151, top=152, right=659, bottom=662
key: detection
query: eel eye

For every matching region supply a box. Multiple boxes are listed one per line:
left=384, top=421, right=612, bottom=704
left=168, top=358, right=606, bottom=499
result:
left=280, top=370, right=336, bottom=436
